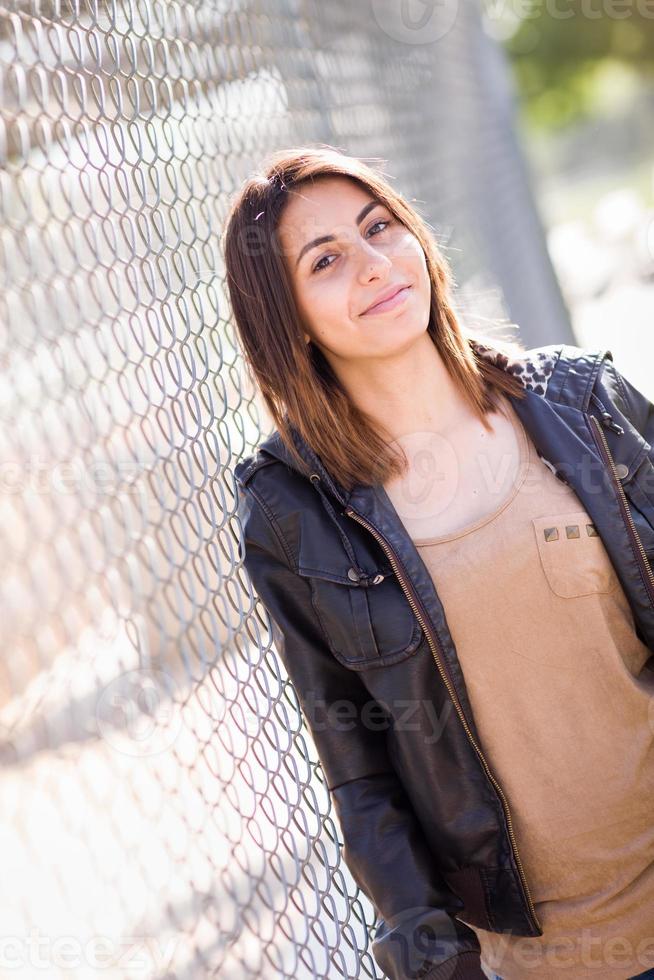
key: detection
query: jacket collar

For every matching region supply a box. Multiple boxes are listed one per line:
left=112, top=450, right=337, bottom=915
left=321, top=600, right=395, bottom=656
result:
left=256, top=338, right=611, bottom=505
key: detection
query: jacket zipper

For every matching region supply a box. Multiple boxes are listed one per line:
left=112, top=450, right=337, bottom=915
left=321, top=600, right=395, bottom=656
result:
left=343, top=503, right=543, bottom=935
left=588, top=413, right=654, bottom=607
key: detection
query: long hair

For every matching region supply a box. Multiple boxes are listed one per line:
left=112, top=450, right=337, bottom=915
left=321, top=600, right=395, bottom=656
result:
left=222, top=144, right=527, bottom=493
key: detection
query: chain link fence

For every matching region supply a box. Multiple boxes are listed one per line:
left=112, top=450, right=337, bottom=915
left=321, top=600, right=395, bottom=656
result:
left=0, top=1, right=572, bottom=977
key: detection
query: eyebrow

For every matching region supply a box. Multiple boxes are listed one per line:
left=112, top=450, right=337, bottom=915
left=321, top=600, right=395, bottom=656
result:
left=294, top=199, right=381, bottom=269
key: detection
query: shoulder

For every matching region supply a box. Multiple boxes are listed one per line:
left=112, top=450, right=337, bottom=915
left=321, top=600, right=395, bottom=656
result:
left=233, top=434, right=317, bottom=549
left=234, top=446, right=280, bottom=490
left=471, top=338, right=611, bottom=399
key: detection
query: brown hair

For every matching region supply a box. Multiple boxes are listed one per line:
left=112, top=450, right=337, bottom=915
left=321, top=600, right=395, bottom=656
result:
left=222, top=144, right=527, bottom=493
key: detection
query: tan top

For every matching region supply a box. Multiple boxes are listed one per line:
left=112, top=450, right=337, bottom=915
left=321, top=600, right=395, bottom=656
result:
left=405, top=396, right=654, bottom=979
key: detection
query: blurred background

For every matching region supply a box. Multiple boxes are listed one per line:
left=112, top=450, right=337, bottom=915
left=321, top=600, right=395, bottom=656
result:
left=493, top=0, right=654, bottom=397
left=0, top=1, right=652, bottom=978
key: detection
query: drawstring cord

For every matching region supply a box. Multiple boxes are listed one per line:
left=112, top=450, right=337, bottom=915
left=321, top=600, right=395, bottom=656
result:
left=309, top=473, right=385, bottom=586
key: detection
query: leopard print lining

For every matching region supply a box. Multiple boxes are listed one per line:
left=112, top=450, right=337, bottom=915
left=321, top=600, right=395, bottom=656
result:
left=468, top=338, right=569, bottom=481
left=469, top=339, right=560, bottom=397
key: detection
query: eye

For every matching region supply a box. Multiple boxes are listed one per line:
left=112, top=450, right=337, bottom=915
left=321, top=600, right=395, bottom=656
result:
left=311, top=217, right=393, bottom=274
left=368, top=218, right=391, bottom=237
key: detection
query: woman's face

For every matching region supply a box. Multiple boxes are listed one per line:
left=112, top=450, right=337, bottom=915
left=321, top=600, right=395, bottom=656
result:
left=277, top=175, right=432, bottom=367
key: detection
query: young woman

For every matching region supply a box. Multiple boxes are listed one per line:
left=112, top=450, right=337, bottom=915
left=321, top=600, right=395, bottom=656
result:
left=222, top=145, right=654, bottom=980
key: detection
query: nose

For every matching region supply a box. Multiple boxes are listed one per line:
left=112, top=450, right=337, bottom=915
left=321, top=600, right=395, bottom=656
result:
left=356, top=236, right=392, bottom=279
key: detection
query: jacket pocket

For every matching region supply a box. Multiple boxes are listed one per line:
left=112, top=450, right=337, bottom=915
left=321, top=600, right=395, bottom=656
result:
left=532, top=510, right=620, bottom=598
left=297, top=565, right=423, bottom=669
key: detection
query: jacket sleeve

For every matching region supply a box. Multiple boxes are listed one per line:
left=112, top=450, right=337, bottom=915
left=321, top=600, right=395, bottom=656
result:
left=236, top=479, right=484, bottom=980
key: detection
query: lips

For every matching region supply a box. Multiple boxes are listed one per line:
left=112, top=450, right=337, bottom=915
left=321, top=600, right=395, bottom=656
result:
left=361, top=283, right=411, bottom=315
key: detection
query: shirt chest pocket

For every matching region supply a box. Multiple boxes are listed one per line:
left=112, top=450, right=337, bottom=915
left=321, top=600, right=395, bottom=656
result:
left=532, top=510, right=620, bottom=599
left=296, top=563, right=423, bottom=670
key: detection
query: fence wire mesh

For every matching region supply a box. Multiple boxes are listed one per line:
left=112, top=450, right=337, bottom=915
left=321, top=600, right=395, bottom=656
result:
left=0, top=1, right=571, bottom=978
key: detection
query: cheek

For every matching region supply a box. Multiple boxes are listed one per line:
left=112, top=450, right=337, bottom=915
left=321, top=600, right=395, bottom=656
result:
left=310, top=275, right=351, bottom=320
left=407, top=243, right=430, bottom=295
left=404, top=235, right=427, bottom=268
left=295, top=280, right=346, bottom=339
left=394, top=231, right=426, bottom=273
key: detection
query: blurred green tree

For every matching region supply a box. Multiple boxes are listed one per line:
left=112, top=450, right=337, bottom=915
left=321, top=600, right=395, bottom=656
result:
left=497, top=0, right=654, bottom=127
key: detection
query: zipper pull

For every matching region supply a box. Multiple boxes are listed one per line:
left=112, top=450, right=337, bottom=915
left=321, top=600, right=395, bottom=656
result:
left=600, top=412, right=624, bottom=435
left=590, top=394, right=624, bottom=435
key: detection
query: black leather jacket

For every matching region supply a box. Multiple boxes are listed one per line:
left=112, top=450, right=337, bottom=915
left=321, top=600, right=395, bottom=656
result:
left=233, top=341, right=654, bottom=980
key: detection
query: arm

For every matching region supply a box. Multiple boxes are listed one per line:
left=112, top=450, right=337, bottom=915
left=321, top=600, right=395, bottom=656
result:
left=236, top=479, right=484, bottom=980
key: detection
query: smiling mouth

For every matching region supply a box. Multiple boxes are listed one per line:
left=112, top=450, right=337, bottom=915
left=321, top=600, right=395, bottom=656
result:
left=362, top=285, right=411, bottom=315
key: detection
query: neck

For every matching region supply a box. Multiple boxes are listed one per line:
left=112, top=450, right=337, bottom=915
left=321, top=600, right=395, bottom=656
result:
left=339, top=332, right=473, bottom=443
